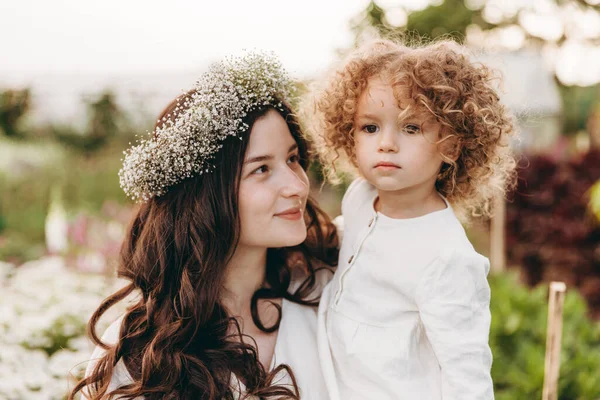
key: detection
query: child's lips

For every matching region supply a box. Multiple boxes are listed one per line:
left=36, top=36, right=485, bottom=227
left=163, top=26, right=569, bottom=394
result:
left=374, top=162, right=401, bottom=170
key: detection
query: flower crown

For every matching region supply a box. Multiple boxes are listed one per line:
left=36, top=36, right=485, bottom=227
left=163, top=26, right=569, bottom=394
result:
left=118, top=51, right=293, bottom=202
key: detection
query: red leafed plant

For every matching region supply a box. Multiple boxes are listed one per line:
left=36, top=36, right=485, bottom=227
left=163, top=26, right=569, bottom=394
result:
left=506, top=150, right=600, bottom=319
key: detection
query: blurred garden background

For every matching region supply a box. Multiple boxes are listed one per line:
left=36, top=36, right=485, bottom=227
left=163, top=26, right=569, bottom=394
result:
left=1, top=0, right=600, bottom=398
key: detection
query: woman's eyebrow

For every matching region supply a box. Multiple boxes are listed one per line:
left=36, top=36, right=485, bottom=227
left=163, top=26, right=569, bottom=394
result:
left=244, top=154, right=273, bottom=164
left=244, top=144, right=298, bottom=164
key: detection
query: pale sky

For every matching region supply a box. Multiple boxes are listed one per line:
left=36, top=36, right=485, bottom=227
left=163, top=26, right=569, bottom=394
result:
left=0, top=0, right=372, bottom=78
left=2, top=0, right=597, bottom=85
left=0, top=0, right=596, bottom=124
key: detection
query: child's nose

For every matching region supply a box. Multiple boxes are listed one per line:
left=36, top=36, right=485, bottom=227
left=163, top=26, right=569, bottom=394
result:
left=378, top=129, right=398, bottom=153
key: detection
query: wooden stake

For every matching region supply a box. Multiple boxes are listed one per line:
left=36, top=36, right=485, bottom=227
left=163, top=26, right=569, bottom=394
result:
left=490, top=195, right=506, bottom=274
left=542, top=282, right=567, bottom=400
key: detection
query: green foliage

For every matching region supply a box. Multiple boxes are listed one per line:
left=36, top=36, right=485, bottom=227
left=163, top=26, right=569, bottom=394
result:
left=490, top=272, right=600, bottom=399
left=59, top=143, right=129, bottom=211
left=53, top=90, right=130, bottom=153
left=21, top=314, right=86, bottom=357
left=558, top=84, right=600, bottom=135
left=0, top=89, right=31, bottom=138
left=351, top=0, right=600, bottom=134
left=0, top=233, right=46, bottom=264
left=0, top=138, right=129, bottom=263
left=0, top=86, right=138, bottom=263
left=406, top=0, right=488, bottom=41
left=349, top=1, right=391, bottom=39
left=350, top=0, right=482, bottom=43
left=0, top=148, right=60, bottom=262
left=591, top=180, right=600, bottom=222
left=355, top=0, right=600, bottom=46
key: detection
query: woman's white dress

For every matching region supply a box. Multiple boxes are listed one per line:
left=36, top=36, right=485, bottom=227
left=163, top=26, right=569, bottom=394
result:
left=86, top=277, right=331, bottom=399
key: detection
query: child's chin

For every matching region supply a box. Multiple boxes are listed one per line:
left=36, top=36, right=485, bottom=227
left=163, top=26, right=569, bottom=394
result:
left=371, top=177, right=406, bottom=192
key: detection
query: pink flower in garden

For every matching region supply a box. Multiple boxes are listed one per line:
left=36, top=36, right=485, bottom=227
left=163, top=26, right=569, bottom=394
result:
left=69, top=215, right=89, bottom=246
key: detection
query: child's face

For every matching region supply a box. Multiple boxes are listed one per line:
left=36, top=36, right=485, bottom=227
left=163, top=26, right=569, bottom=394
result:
left=353, top=76, right=445, bottom=194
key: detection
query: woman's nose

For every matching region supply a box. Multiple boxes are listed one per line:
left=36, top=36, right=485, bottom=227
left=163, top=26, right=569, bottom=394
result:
left=280, top=166, right=309, bottom=199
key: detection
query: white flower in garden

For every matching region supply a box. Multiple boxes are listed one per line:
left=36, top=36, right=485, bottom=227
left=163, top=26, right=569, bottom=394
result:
left=0, top=255, right=132, bottom=398
left=0, top=345, right=57, bottom=398
left=48, top=348, right=89, bottom=379
left=22, top=350, right=53, bottom=391
left=45, top=187, right=69, bottom=255
left=0, top=345, right=32, bottom=396
left=0, top=300, right=17, bottom=329
left=106, top=220, right=125, bottom=241
left=0, top=260, right=15, bottom=281
left=69, top=335, right=94, bottom=353
left=75, top=251, right=107, bottom=274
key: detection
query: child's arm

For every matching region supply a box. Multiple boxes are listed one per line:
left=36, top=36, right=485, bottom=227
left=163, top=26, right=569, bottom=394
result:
left=415, top=249, right=494, bottom=400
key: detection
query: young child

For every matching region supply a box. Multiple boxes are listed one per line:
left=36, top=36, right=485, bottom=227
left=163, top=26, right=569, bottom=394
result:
left=304, top=39, right=517, bottom=400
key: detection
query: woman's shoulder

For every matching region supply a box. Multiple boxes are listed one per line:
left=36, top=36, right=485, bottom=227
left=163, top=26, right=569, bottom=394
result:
left=86, top=317, right=122, bottom=375
left=98, top=316, right=123, bottom=345
left=85, top=316, right=136, bottom=392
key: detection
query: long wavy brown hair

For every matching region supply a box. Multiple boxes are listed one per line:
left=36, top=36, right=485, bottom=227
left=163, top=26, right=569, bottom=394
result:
left=69, top=93, right=339, bottom=399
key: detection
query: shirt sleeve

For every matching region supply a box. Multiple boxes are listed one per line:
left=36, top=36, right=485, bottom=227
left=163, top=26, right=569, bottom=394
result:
left=415, top=249, right=494, bottom=400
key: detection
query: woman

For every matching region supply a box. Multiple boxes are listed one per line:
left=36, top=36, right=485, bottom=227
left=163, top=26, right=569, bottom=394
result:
left=69, top=52, right=338, bottom=400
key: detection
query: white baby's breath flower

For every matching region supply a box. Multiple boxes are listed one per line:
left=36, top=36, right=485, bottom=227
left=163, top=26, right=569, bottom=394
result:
left=119, top=51, right=293, bottom=202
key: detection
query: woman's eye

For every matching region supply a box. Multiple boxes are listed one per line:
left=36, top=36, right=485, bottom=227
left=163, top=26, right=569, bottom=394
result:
left=288, top=154, right=300, bottom=164
left=403, top=124, right=421, bottom=134
left=362, top=124, right=379, bottom=134
left=252, top=165, right=269, bottom=175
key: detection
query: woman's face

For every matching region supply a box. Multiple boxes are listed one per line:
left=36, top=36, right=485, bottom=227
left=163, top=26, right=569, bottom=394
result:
left=238, top=109, right=310, bottom=249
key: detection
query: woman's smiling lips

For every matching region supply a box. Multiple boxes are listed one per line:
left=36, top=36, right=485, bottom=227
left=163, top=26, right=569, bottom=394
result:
left=374, top=161, right=401, bottom=171
left=274, top=207, right=303, bottom=220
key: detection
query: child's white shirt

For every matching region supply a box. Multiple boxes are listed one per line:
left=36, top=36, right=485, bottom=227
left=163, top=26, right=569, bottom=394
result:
left=318, top=178, right=494, bottom=400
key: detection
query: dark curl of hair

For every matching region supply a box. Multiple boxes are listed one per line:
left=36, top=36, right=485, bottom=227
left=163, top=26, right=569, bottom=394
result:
left=69, top=94, right=339, bottom=400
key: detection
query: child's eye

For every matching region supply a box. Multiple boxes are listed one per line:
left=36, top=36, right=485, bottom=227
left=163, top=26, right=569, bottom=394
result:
left=362, top=124, right=379, bottom=134
left=252, top=165, right=269, bottom=175
left=288, top=154, right=300, bottom=164
left=403, top=124, right=421, bottom=135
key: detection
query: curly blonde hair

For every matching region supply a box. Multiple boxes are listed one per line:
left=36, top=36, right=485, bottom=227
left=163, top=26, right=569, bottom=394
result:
left=302, top=38, right=517, bottom=220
